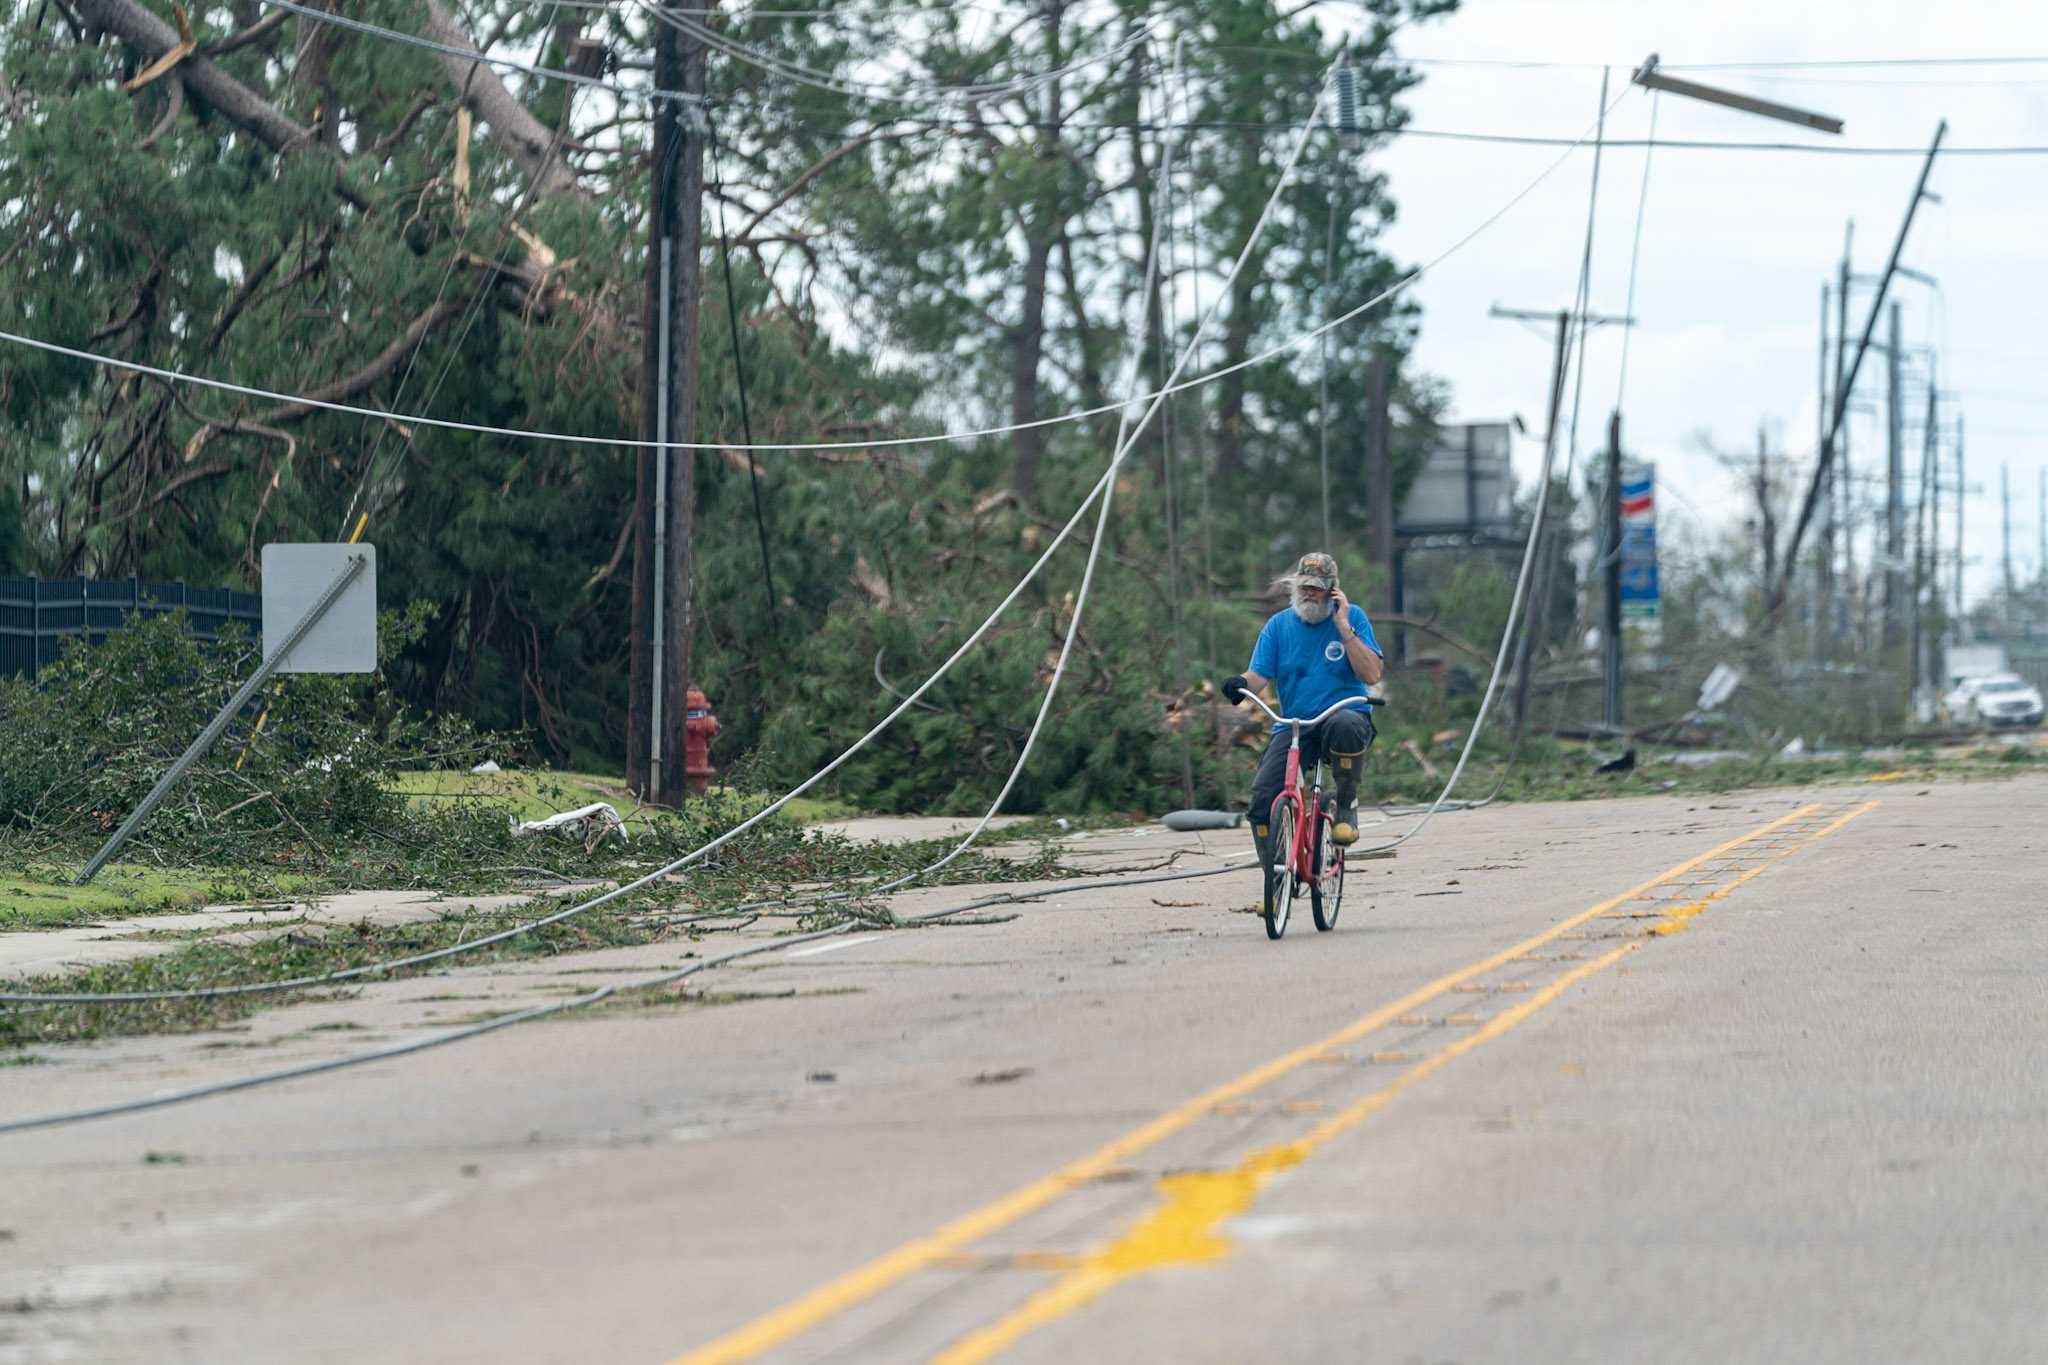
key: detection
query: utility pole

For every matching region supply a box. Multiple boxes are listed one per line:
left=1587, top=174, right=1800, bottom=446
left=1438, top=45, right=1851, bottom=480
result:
left=2002, top=463, right=2015, bottom=625
left=1363, top=351, right=1395, bottom=601
left=1602, top=410, right=1624, bottom=731
left=1911, top=382, right=1937, bottom=696
left=1884, top=300, right=1905, bottom=651
left=1753, top=427, right=1779, bottom=593
left=1954, top=411, right=1966, bottom=636
left=1489, top=303, right=1634, bottom=731
left=1508, top=310, right=1570, bottom=734
left=1835, top=224, right=1854, bottom=641
left=627, top=3, right=709, bottom=804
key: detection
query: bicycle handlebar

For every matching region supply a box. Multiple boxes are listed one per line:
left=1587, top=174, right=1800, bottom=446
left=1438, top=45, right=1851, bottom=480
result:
left=1240, top=693, right=1377, bottom=730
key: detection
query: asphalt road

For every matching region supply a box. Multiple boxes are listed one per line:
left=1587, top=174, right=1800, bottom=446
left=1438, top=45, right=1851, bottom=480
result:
left=4, top=774, right=2045, bottom=1364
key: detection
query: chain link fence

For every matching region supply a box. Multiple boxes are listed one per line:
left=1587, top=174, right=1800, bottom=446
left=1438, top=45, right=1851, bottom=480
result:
left=0, top=576, right=262, bottom=682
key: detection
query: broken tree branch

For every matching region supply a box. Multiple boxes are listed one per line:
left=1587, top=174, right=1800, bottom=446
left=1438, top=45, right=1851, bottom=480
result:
left=421, top=0, right=586, bottom=203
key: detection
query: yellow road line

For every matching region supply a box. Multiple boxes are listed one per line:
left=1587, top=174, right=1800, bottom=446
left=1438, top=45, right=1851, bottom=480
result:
left=668, top=803, right=1829, bottom=1365
left=932, top=799, right=1881, bottom=1362
left=931, top=942, right=1641, bottom=1365
left=1644, top=802, right=1875, bottom=937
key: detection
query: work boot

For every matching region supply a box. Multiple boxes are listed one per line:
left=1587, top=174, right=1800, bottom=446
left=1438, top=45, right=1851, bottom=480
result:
left=1252, top=821, right=1282, bottom=913
left=1330, top=749, right=1366, bottom=847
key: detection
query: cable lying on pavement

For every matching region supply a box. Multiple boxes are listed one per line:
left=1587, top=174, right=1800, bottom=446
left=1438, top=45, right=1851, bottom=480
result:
left=0, top=863, right=1240, bottom=1135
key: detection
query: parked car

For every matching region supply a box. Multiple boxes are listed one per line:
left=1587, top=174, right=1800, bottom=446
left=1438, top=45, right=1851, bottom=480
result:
left=1944, top=673, right=2045, bottom=728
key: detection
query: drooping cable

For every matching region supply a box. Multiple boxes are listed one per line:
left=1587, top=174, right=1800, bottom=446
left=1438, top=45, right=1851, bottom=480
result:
left=0, top=50, right=1294, bottom=1096
left=0, top=101, right=1643, bottom=457
left=0, top=859, right=1251, bottom=1135
left=1613, top=91, right=1660, bottom=414
left=649, top=1, right=1158, bottom=108
left=790, top=53, right=1339, bottom=903
left=1327, top=78, right=1635, bottom=850
left=0, top=65, right=1626, bottom=1011
left=254, top=0, right=703, bottom=107
left=1154, top=43, right=1196, bottom=810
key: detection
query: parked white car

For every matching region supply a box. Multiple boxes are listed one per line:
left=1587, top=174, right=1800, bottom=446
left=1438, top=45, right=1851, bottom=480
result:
left=1944, top=673, right=2046, bottom=728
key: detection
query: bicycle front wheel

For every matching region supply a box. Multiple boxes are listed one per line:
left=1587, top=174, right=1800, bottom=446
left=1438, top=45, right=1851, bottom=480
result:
left=1310, top=807, right=1344, bottom=932
left=1266, top=800, right=1297, bottom=940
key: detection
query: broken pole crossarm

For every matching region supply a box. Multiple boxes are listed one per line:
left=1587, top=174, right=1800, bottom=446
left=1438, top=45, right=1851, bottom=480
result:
left=1771, top=120, right=1946, bottom=617
left=1631, top=56, right=1844, bottom=135
left=76, top=553, right=369, bottom=885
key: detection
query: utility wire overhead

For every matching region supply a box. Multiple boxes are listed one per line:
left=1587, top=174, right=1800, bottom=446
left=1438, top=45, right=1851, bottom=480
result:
left=244, top=1, right=2048, bottom=142
left=0, top=96, right=1614, bottom=460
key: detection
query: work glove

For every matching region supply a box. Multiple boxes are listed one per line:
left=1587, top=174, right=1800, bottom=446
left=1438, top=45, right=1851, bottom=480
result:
left=1220, top=674, right=1248, bottom=705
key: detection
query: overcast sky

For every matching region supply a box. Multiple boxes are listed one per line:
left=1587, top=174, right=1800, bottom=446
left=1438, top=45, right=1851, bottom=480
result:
left=1361, top=1, right=2048, bottom=611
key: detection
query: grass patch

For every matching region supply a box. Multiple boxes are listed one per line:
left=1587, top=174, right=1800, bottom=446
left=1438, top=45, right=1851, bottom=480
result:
left=390, top=769, right=856, bottom=830
left=1356, top=737, right=2048, bottom=807
left=0, top=864, right=317, bottom=932
left=0, top=892, right=669, bottom=1048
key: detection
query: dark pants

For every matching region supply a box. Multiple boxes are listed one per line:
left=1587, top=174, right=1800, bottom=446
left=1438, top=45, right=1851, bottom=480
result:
left=1246, top=709, right=1375, bottom=854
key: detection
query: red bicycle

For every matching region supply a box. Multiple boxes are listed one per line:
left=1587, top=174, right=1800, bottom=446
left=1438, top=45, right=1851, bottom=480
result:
left=1239, top=694, right=1373, bottom=940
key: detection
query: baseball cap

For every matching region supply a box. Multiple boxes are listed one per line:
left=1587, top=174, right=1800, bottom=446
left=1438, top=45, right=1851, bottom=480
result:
left=1294, top=552, right=1339, bottom=589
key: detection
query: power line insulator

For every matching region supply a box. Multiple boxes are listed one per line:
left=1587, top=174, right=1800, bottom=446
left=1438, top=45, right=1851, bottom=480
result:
left=1334, top=66, right=1359, bottom=133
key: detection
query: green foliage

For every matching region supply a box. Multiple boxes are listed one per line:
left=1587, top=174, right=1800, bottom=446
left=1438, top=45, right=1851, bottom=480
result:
left=0, top=479, right=22, bottom=573
left=0, top=0, right=1469, bottom=817
left=0, top=610, right=497, bottom=861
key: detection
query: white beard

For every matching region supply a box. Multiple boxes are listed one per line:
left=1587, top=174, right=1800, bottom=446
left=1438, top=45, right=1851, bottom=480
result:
left=1290, top=584, right=1333, bottom=625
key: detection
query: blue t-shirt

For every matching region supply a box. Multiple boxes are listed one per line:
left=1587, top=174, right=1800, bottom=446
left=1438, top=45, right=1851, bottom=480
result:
left=1247, top=605, right=1381, bottom=730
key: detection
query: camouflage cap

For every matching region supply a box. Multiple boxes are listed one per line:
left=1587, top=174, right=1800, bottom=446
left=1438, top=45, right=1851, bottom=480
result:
left=1293, top=552, right=1339, bottom=590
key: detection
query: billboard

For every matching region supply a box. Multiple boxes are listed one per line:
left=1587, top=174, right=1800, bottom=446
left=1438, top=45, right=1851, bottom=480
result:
left=1618, top=462, right=1660, bottom=622
left=1396, top=421, right=1517, bottom=538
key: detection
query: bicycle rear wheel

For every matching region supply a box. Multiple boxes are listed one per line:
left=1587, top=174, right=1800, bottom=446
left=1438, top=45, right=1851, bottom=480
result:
left=1310, top=805, right=1344, bottom=932
left=1265, top=800, right=1297, bottom=940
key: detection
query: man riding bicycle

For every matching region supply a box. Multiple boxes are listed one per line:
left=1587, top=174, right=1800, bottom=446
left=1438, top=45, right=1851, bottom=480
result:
left=1221, top=552, right=1384, bottom=915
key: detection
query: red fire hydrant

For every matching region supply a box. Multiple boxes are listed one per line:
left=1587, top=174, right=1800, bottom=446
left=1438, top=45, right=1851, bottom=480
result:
left=683, top=687, right=719, bottom=795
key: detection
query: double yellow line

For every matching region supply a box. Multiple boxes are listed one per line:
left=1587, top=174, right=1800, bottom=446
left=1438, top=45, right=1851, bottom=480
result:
left=675, top=800, right=1877, bottom=1365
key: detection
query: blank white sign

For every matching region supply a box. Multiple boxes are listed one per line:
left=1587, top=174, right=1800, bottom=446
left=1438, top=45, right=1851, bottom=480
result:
left=261, top=543, right=378, bottom=674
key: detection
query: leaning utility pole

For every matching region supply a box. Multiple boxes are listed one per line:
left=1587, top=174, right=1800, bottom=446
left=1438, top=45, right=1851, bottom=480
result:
left=1771, top=122, right=1945, bottom=618
left=1883, top=300, right=1905, bottom=650
left=627, top=3, right=710, bottom=804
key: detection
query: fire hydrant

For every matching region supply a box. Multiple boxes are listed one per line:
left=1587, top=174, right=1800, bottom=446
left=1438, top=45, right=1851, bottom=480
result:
left=683, top=687, right=719, bottom=795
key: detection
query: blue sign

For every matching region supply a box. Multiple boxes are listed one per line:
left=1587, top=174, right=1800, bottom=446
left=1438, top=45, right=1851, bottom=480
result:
left=1618, top=464, right=1659, bottom=620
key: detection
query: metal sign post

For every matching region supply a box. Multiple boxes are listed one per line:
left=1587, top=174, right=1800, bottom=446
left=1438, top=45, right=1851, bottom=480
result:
left=77, top=548, right=375, bottom=884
